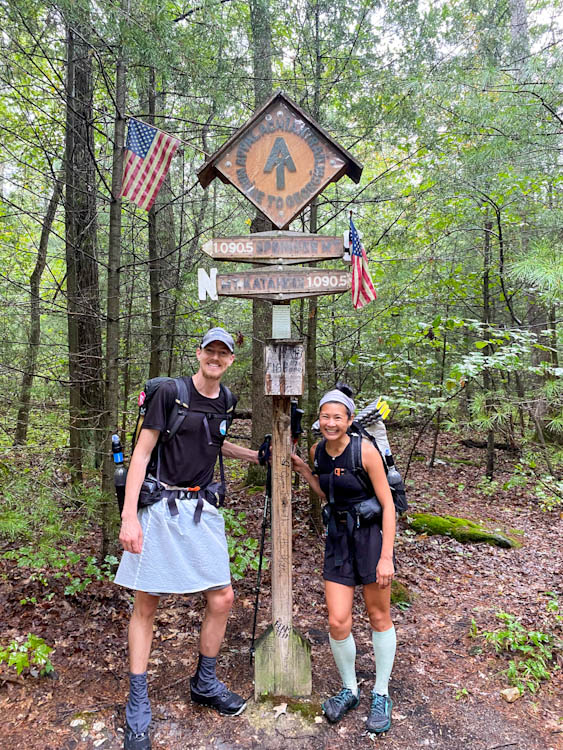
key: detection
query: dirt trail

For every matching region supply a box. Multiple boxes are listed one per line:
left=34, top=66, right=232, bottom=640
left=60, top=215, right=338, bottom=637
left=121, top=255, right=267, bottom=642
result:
left=1, top=432, right=562, bottom=749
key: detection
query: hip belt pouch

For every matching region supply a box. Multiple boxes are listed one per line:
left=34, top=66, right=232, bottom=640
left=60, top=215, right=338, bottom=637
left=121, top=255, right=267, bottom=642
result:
left=138, top=477, right=164, bottom=508
left=203, top=481, right=225, bottom=508
left=354, top=496, right=382, bottom=523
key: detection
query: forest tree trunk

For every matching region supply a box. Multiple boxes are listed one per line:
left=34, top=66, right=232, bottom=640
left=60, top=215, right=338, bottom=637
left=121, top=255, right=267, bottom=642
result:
left=247, top=0, right=273, bottom=485
left=65, top=25, right=104, bottom=478
left=483, top=219, right=495, bottom=479
left=14, top=176, right=63, bottom=445
left=101, top=32, right=127, bottom=555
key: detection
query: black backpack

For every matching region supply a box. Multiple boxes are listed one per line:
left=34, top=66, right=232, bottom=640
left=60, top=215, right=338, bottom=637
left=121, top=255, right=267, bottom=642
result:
left=131, top=376, right=238, bottom=519
left=132, top=376, right=237, bottom=452
left=314, top=420, right=408, bottom=515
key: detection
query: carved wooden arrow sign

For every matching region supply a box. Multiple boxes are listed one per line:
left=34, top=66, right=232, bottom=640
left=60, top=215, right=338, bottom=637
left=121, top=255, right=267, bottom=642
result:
left=197, top=91, right=362, bottom=228
left=201, top=231, right=344, bottom=265
left=215, top=265, right=351, bottom=301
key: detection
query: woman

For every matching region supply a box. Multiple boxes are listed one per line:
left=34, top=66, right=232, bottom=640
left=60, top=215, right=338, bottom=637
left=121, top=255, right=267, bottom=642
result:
left=292, top=385, right=396, bottom=734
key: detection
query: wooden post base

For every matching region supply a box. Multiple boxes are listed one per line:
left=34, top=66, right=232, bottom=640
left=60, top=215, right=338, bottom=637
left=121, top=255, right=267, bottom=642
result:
left=254, top=624, right=312, bottom=698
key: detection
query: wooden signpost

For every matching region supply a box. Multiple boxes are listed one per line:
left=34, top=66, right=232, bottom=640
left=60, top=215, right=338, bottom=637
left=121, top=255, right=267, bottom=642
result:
left=197, top=92, right=362, bottom=229
left=202, top=231, right=344, bottom=265
left=216, top=266, right=351, bottom=301
left=197, top=90, right=363, bottom=698
left=255, top=341, right=310, bottom=696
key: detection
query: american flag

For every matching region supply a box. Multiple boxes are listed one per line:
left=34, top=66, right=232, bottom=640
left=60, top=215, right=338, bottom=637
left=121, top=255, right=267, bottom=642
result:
left=350, top=217, right=376, bottom=309
left=121, top=119, right=180, bottom=211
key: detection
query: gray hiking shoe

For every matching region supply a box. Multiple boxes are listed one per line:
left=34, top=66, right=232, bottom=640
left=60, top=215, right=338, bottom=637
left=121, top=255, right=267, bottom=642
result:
left=366, top=692, right=392, bottom=734
left=124, top=724, right=151, bottom=750
left=322, top=687, right=360, bottom=723
left=190, top=678, right=247, bottom=716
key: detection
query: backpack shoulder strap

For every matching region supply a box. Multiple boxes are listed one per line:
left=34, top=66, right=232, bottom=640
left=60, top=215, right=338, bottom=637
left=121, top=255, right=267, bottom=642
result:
left=162, top=377, right=192, bottom=443
left=313, top=439, right=325, bottom=473
left=220, top=383, right=238, bottom=414
left=350, top=432, right=375, bottom=495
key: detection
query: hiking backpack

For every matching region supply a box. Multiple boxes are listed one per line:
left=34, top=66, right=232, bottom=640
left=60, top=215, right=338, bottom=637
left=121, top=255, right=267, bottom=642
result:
left=313, top=410, right=408, bottom=516
left=132, top=376, right=237, bottom=452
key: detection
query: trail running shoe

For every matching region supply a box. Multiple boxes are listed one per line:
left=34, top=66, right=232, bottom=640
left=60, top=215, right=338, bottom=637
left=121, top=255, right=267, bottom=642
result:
left=190, top=678, right=247, bottom=716
left=366, top=692, right=392, bottom=734
left=124, top=724, right=151, bottom=750
left=322, top=687, right=360, bottom=723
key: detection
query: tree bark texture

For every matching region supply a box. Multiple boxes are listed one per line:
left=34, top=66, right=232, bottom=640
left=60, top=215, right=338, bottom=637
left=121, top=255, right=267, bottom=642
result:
left=483, top=219, right=495, bottom=479
left=147, top=69, right=162, bottom=378
left=101, top=32, right=127, bottom=554
left=65, top=25, right=104, bottom=475
left=14, top=177, right=63, bottom=445
left=247, top=0, right=274, bottom=484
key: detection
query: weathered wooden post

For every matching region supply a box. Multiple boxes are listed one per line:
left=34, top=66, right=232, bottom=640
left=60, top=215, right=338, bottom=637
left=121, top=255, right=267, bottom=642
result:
left=253, top=338, right=310, bottom=695
left=196, top=91, right=363, bottom=698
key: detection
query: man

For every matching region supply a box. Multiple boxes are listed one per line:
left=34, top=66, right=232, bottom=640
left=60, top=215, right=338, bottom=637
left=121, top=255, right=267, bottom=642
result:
left=115, top=327, right=259, bottom=750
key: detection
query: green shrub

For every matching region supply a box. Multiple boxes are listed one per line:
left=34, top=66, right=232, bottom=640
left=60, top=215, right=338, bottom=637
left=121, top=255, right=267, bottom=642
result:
left=470, top=608, right=560, bottom=694
left=0, top=634, right=54, bottom=677
left=221, top=508, right=264, bottom=581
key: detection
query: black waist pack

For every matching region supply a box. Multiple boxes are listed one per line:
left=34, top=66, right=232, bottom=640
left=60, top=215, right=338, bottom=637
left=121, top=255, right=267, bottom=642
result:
left=138, top=477, right=225, bottom=513
left=138, top=477, right=164, bottom=508
left=354, top=496, right=382, bottom=523
left=322, top=496, right=383, bottom=528
left=202, top=480, right=225, bottom=508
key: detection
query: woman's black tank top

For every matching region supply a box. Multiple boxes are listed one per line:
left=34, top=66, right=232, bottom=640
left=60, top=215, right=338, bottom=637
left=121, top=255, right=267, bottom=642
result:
left=316, top=439, right=369, bottom=507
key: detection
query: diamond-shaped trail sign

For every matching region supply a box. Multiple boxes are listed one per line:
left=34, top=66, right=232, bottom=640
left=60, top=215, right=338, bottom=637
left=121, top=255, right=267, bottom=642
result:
left=197, top=91, right=363, bottom=229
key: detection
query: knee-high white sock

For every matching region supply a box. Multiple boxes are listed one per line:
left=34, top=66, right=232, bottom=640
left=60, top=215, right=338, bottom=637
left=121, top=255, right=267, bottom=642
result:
left=329, top=633, right=358, bottom=696
left=372, top=625, right=396, bottom=696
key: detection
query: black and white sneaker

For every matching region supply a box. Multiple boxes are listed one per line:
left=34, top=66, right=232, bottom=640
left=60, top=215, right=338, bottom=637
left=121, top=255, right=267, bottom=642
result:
left=190, top=679, right=247, bottom=716
left=124, top=724, right=151, bottom=750
left=366, top=692, right=392, bottom=734
left=322, top=687, right=360, bottom=723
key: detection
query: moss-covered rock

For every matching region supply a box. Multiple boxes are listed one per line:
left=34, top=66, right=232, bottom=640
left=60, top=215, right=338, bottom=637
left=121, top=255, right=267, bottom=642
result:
left=391, top=580, right=413, bottom=606
left=407, top=512, right=520, bottom=548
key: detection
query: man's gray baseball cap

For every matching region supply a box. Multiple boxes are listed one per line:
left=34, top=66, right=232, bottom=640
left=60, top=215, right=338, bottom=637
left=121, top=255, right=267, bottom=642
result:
left=200, top=327, right=235, bottom=353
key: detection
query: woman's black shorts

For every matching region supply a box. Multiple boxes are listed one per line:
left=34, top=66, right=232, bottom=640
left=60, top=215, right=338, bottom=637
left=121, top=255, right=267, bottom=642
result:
left=323, top=518, right=383, bottom=587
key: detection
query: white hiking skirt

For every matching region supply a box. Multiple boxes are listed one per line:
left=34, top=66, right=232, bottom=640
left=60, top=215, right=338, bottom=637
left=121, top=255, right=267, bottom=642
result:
left=114, top=495, right=231, bottom=594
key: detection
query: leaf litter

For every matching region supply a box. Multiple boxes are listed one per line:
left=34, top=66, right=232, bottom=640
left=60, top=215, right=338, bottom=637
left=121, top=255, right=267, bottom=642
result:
left=0, top=429, right=561, bottom=749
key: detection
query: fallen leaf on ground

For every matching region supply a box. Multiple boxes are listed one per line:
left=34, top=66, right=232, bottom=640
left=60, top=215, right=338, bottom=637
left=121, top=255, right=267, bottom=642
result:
left=273, top=702, right=287, bottom=718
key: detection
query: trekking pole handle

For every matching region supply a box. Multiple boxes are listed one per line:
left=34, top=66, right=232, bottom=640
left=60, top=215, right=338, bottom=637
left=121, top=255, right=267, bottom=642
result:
left=258, top=434, right=272, bottom=466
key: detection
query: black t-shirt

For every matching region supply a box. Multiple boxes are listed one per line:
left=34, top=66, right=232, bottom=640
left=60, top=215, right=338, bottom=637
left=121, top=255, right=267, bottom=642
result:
left=142, top=376, right=228, bottom=488
left=316, top=439, right=369, bottom=507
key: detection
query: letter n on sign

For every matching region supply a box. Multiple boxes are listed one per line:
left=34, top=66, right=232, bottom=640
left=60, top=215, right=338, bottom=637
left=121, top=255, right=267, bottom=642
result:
left=264, top=342, right=304, bottom=396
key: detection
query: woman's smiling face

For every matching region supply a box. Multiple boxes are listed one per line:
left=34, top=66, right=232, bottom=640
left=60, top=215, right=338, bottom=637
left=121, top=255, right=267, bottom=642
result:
left=318, top=402, right=353, bottom=442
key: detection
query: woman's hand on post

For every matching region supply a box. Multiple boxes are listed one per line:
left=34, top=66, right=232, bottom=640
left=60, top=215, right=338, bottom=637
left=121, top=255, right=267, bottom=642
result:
left=119, top=517, right=143, bottom=554
left=291, top=454, right=306, bottom=473
left=376, top=556, right=394, bottom=589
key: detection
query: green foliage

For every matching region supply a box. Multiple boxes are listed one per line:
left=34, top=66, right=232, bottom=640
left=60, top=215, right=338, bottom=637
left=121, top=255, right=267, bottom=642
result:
left=3, top=546, right=118, bottom=600
left=0, top=634, right=54, bottom=677
left=471, top=608, right=560, bottom=694
left=221, top=508, right=263, bottom=582
left=63, top=555, right=118, bottom=596
left=0, top=455, right=103, bottom=547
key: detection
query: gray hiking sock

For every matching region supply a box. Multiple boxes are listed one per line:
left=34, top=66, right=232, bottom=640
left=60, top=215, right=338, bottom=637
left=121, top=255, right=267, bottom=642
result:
left=125, top=671, right=151, bottom=733
left=192, top=654, right=223, bottom=696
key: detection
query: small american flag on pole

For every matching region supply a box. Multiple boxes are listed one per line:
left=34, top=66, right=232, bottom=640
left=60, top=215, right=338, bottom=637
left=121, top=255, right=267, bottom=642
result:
left=121, top=118, right=180, bottom=211
left=350, top=216, right=376, bottom=309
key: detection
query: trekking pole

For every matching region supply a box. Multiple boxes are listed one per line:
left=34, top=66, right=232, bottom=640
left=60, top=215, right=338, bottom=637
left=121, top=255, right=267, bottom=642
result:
left=250, top=435, right=272, bottom=662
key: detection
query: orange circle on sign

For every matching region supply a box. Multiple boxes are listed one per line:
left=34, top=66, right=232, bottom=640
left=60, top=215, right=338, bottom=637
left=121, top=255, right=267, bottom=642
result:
left=243, top=131, right=317, bottom=197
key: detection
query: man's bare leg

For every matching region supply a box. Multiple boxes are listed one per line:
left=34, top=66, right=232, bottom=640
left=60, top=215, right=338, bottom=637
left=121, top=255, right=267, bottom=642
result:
left=191, top=585, right=246, bottom=715
left=129, top=592, right=160, bottom=672
left=199, top=585, right=234, bottom=656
